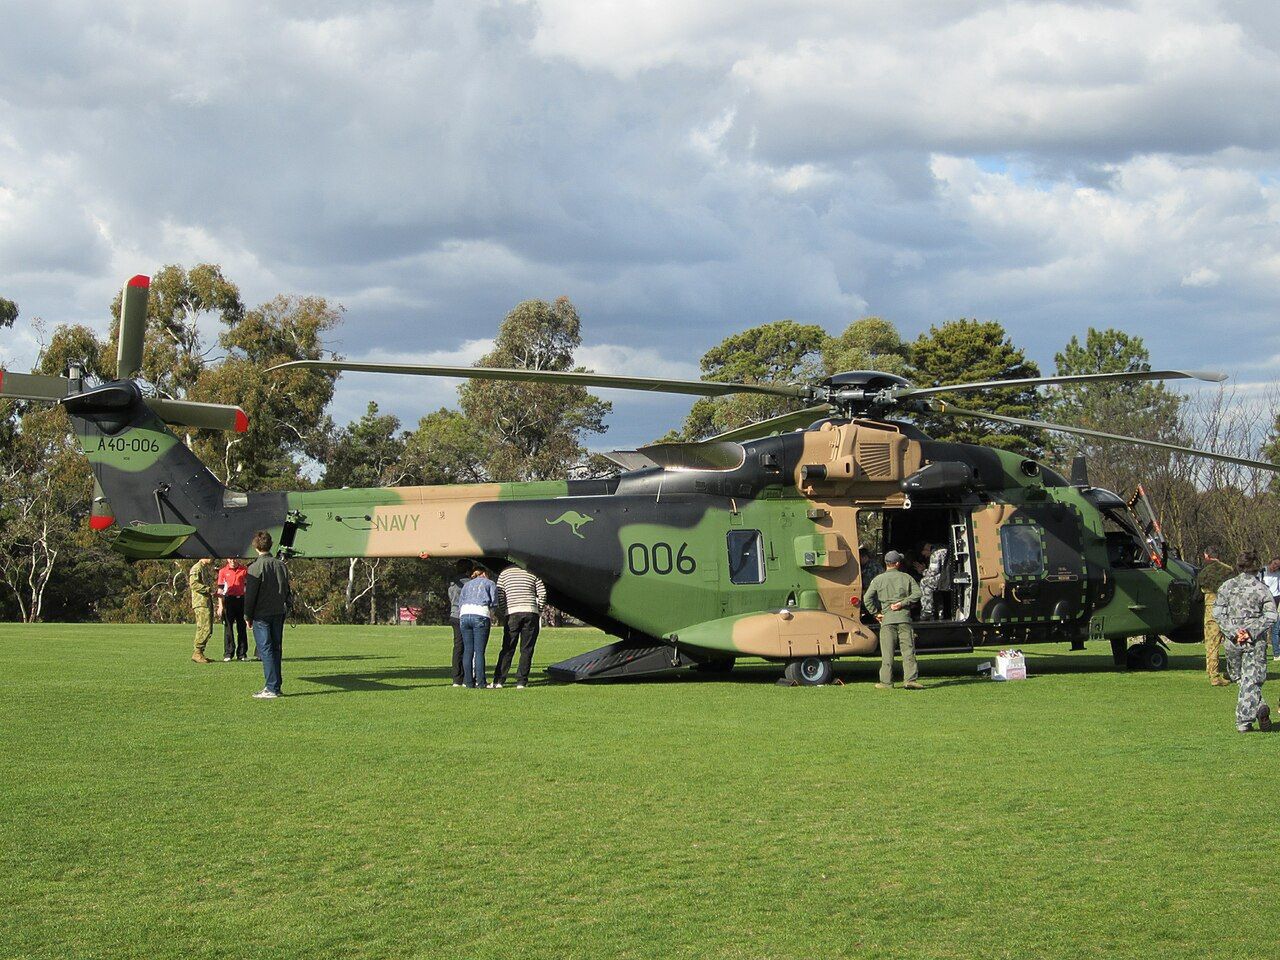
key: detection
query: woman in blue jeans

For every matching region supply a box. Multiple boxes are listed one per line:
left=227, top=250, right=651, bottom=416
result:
left=456, top=567, right=498, bottom=688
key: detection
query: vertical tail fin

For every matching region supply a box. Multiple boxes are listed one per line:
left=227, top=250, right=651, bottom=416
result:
left=65, top=382, right=286, bottom=558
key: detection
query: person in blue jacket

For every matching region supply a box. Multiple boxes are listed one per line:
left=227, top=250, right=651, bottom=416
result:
left=456, top=566, right=499, bottom=688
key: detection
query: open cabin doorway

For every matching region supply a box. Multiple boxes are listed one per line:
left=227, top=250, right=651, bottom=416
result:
left=857, top=506, right=975, bottom=623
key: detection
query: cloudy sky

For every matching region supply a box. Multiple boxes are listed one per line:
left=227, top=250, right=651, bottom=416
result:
left=2, top=0, right=1278, bottom=448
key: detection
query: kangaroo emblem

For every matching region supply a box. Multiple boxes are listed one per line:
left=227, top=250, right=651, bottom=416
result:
left=546, top=510, right=594, bottom=539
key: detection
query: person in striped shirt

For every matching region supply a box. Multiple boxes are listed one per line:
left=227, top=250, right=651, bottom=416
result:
left=492, top=564, right=548, bottom=689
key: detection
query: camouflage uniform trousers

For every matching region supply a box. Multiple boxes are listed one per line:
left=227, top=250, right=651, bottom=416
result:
left=1222, top=637, right=1268, bottom=728
left=919, top=548, right=948, bottom=620
left=192, top=601, right=213, bottom=656
left=1203, top=592, right=1230, bottom=684
left=920, top=570, right=940, bottom=619
left=879, top=623, right=919, bottom=685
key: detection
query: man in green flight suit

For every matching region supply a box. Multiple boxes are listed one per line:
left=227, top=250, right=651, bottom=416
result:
left=188, top=557, right=215, bottom=664
left=864, top=550, right=923, bottom=690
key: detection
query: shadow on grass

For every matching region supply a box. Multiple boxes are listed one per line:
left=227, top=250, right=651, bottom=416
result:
left=292, top=665, right=458, bottom=695
left=289, top=648, right=1211, bottom=694
left=570, top=650, right=1209, bottom=687
left=286, top=655, right=395, bottom=663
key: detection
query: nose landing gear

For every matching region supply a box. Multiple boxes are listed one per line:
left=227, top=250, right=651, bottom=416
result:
left=1116, top=637, right=1170, bottom=671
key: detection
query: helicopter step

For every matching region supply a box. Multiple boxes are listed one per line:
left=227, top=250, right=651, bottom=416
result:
left=545, top=638, right=693, bottom=682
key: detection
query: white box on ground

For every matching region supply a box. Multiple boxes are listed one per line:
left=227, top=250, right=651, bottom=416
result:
left=992, top=649, right=1027, bottom=681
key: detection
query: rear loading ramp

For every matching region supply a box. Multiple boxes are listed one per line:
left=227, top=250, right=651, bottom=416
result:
left=545, top=638, right=692, bottom=682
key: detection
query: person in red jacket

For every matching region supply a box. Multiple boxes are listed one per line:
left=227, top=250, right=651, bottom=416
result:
left=216, top=557, right=250, bottom=661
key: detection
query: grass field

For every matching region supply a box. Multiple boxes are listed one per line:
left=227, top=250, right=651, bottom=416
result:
left=1, top=623, right=1276, bottom=959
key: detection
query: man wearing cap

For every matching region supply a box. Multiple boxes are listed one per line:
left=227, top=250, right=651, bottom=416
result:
left=863, top=550, right=923, bottom=690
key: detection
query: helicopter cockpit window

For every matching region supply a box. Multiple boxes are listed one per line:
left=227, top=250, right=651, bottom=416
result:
left=727, top=530, right=765, bottom=585
left=1101, top=507, right=1153, bottom=569
left=1000, top=525, right=1045, bottom=578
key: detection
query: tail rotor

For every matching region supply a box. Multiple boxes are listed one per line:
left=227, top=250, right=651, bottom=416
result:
left=0, top=273, right=250, bottom=432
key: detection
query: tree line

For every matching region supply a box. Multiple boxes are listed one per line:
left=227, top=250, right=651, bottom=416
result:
left=1, top=266, right=1277, bottom=623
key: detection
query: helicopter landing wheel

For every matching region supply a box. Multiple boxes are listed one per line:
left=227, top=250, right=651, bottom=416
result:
left=784, top=656, right=834, bottom=686
left=1126, top=641, right=1169, bottom=671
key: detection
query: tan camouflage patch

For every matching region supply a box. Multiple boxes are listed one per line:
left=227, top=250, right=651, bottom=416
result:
left=792, top=420, right=923, bottom=506
left=296, top=483, right=503, bottom=558
left=725, top=609, right=878, bottom=657
left=971, top=502, right=1013, bottom=618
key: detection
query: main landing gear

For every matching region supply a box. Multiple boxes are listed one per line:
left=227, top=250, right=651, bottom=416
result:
left=1112, top=637, right=1169, bottom=671
left=783, top=656, right=834, bottom=686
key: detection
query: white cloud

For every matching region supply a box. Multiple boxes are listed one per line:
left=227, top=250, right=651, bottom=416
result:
left=1181, top=267, right=1221, bottom=288
left=2, top=0, right=1280, bottom=451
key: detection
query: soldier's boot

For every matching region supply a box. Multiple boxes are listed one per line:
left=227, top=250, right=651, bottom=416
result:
left=874, top=682, right=893, bottom=689
left=192, top=653, right=212, bottom=664
left=1258, top=703, right=1273, bottom=732
left=903, top=680, right=925, bottom=690
left=1211, top=677, right=1232, bottom=687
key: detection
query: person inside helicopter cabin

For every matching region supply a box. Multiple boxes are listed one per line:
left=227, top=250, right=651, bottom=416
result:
left=1256, top=556, right=1280, bottom=661
left=918, top=541, right=951, bottom=621
left=864, top=550, right=924, bottom=690
left=457, top=565, right=499, bottom=689
left=447, top=559, right=470, bottom=688
left=1213, top=551, right=1275, bottom=733
left=858, top=547, right=883, bottom=586
left=188, top=557, right=215, bottom=664
left=1196, top=545, right=1233, bottom=687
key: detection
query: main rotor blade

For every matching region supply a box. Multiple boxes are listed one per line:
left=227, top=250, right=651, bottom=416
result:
left=930, top=400, right=1280, bottom=474
left=269, top=360, right=812, bottom=400
left=0, top=370, right=71, bottom=402
left=900, top=369, right=1226, bottom=400
left=706, top=404, right=835, bottom=443
left=117, top=274, right=149, bottom=380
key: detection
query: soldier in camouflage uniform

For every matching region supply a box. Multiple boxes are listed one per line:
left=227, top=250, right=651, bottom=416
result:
left=188, top=557, right=215, bottom=664
left=865, top=550, right=924, bottom=689
left=1212, top=552, right=1275, bottom=733
left=919, top=542, right=950, bottom=620
left=1196, top=546, right=1233, bottom=686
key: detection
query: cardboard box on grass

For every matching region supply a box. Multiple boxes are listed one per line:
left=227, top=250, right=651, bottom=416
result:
left=979, top=650, right=1028, bottom=681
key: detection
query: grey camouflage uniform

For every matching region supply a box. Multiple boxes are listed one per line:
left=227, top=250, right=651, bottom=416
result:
left=1212, top=572, right=1276, bottom=728
left=920, top=547, right=949, bottom=619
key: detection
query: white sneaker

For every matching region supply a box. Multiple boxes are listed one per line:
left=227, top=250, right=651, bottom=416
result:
left=1237, top=722, right=1254, bottom=733
left=253, top=689, right=278, bottom=699
left=452, top=683, right=463, bottom=688
left=516, top=683, right=526, bottom=689
left=223, top=656, right=232, bottom=662
left=494, top=682, right=504, bottom=688
left=485, top=682, right=495, bottom=688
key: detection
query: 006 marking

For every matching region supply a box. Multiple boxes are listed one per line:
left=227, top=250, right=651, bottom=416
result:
left=627, top=541, right=696, bottom=576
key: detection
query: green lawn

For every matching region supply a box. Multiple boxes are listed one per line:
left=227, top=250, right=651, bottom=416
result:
left=0, top=624, right=1273, bottom=960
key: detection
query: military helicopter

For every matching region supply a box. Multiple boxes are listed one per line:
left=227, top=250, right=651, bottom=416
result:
left=5, top=275, right=1278, bottom=684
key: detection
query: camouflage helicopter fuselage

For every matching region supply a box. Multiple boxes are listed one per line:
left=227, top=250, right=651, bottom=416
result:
left=67, top=378, right=1198, bottom=677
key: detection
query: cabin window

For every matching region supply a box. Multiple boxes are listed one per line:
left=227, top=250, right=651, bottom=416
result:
left=727, top=530, right=765, bottom=584
left=1000, top=524, right=1045, bottom=578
